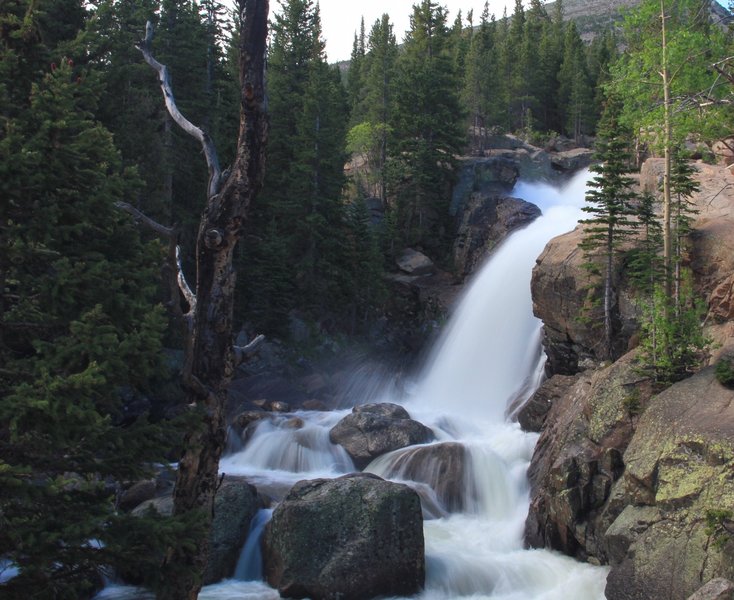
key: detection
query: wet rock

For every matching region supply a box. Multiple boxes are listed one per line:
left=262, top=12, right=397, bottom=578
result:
left=133, top=476, right=260, bottom=585
left=302, top=399, right=328, bottom=411
left=453, top=193, right=541, bottom=279
left=353, top=402, right=410, bottom=419
left=550, top=148, right=594, bottom=173
left=329, top=403, right=434, bottom=469
left=263, top=473, right=424, bottom=600
left=525, top=352, right=649, bottom=561
left=367, top=442, right=468, bottom=513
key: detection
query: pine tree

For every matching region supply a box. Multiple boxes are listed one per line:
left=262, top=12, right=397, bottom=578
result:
left=557, top=21, right=594, bottom=141
left=347, top=17, right=367, bottom=125
left=0, top=9, right=174, bottom=594
left=670, top=148, right=700, bottom=311
left=241, top=0, right=361, bottom=331
left=580, top=95, right=639, bottom=359
left=462, top=3, right=495, bottom=150
left=392, top=0, right=465, bottom=253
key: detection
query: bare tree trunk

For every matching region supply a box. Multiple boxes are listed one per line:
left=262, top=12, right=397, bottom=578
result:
left=661, top=0, right=673, bottom=304
left=135, top=2, right=269, bottom=599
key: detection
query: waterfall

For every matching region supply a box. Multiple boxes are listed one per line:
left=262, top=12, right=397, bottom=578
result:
left=411, top=169, right=590, bottom=423
left=95, top=169, right=608, bottom=600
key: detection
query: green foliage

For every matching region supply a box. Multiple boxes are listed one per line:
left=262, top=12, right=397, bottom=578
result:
left=0, top=7, right=176, bottom=595
left=580, top=95, right=639, bottom=358
left=715, top=355, right=734, bottom=388
left=622, top=388, right=642, bottom=417
left=625, top=192, right=664, bottom=296
left=637, top=277, right=710, bottom=386
left=608, top=0, right=733, bottom=150
left=391, top=0, right=465, bottom=253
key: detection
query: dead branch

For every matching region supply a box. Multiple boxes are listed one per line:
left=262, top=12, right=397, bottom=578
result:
left=115, top=201, right=175, bottom=238
left=175, top=245, right=196, bottom=318
left=233, top=334, right=265, bottom=366
left=137, top=24, right=222, bottom=199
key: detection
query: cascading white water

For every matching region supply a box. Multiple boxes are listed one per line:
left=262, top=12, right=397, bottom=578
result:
left=411, top=170, right=591, bottom=423
left=96, top=169, right=608, bottom=600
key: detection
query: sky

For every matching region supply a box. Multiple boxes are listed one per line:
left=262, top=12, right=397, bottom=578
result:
left=262, top=0, right=730, bottom=64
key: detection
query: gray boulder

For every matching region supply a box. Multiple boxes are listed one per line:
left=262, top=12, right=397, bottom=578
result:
left=329, top=403, right=434, bottom=469
left=263, top=473, right=425, bottom=600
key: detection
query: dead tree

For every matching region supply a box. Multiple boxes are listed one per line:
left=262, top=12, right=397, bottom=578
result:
left=122, top=2, right=269, bottom=598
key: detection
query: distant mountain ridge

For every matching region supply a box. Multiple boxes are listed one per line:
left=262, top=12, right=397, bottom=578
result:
left=548, top=0, right=731, bottom=39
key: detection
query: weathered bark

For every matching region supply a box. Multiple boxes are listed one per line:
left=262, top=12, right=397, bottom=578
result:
left=136, top=2, right=269, bottom=599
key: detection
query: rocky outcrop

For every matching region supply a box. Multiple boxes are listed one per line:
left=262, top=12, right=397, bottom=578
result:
left=604, top=368, right=734, bottom=600
left=687, top=579, right=734, bottom=600
left=132, top=476, right=260, bottom=585
left=525, top=352, right=648, bottom=559
left=329, top=403, right=434, bottom=469
left=531, top=224, right=638, bottom=373
left=524, top=360, right=734, bottom=599
left=453, top=194, right=541, bottom=279
left=534, top=160, right=734, bottom=375
left=263, top=473, right=425, bottom=600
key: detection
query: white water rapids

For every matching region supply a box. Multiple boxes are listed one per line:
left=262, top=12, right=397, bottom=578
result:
left=98, top=169, right=608, bottom=600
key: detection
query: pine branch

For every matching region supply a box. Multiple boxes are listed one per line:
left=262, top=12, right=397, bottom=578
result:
left=137, top=23, right=222, bottom=198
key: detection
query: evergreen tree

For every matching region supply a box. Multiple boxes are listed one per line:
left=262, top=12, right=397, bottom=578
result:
left=352, top=13, right=398, bottom=206
left=580, top=96, right=639, bottom=359
left=670, top=148, right=700, bottom=311
left=241, top=0, right=367, bottom=332
left=557, top=21, right=594, bottom=141
left=347, top=17, right=367, bottom=125
left=609, top=0, right=731, bottom=301
left=462, top=3, right=495, bottom=150
left=392, top=0, right=465, bottom=253
left=0, top=8, right=174, bottom=595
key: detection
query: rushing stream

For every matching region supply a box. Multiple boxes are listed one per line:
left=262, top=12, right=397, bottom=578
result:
left=97, top=169, right=608, bottom=600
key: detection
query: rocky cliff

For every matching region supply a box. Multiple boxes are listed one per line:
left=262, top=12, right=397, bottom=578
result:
left=547, top=0, right=729, bottom=39
left=526, top=159, right=734, bottom=599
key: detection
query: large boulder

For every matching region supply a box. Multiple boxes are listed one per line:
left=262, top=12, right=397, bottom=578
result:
left=263, top=473, right=425, bottom=600
left=329, top=403, right=434, bottom=469
left=133, top=476, right=260, bottom=585
left=604, top=367, right=734, bottom=600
